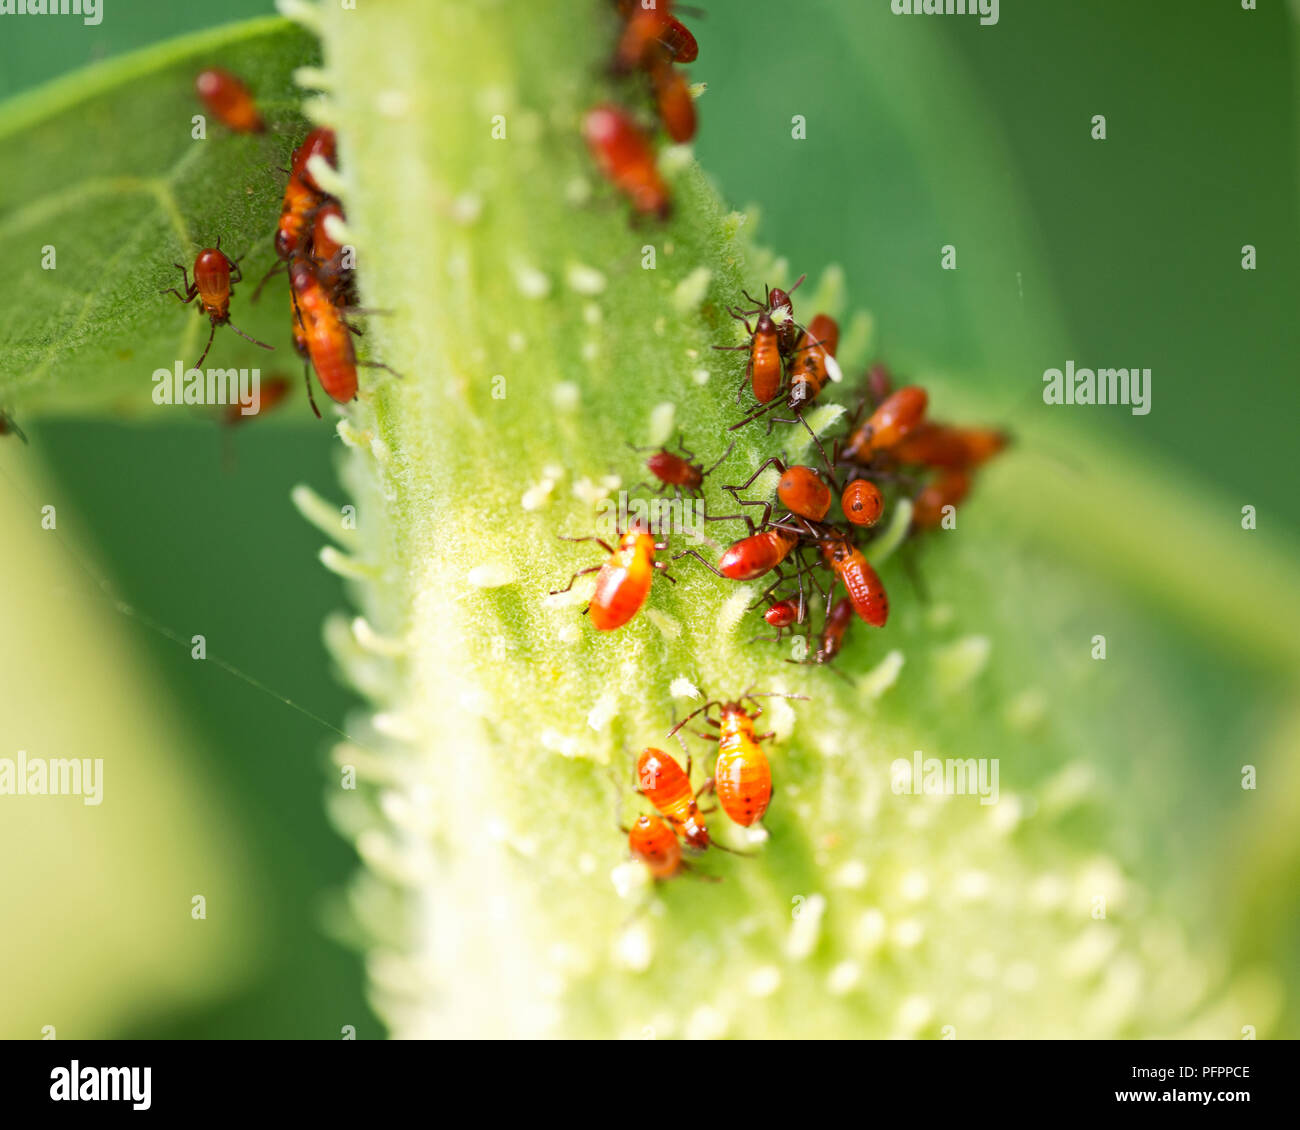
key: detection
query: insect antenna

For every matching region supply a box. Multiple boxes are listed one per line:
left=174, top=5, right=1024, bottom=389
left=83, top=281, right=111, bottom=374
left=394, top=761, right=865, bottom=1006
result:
left=667, top=699, right=718, bottom=739
left=701, top=438, right=736, bottom=477
left=251, top=261, right=285, bottom=303
left=226, top=321, right=275, bottom=351
left=728, top=396, right=782, bottom=432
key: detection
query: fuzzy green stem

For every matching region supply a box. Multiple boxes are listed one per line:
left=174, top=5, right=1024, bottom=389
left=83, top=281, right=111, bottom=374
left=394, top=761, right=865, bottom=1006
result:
left=295, top=0, right=1272, bottom=1038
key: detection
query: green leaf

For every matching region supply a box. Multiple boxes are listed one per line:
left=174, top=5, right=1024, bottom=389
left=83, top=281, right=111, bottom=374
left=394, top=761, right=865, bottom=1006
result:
left=0, top=18, right=317, bottom=414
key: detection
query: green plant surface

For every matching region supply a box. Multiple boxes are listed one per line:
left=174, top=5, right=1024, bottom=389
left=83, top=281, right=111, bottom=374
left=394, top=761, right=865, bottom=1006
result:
left=2, top=1, right=1297, bottom=1039
left=301, top=0, right=1298, bottom=1036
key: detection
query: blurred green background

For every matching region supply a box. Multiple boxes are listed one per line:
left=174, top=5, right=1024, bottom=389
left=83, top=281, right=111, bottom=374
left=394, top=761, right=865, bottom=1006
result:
left=1, top=0, right=1296, bottom=1038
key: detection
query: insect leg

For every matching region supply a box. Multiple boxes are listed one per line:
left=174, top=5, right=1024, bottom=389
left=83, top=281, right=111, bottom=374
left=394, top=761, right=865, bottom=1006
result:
left=548, top=564, right=602, bottom=596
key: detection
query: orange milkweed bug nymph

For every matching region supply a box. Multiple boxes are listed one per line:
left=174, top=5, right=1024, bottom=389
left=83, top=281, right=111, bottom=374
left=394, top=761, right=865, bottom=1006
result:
left=220, top=374, right=291, bottom=428
left=714, top=525, right=800, bottom=581
left=194, top=67, right=264, bottom=133
left=893, top=422, right=1009, bottom=470
left=630, top=435, right=733, bottom=499
left=775, top=463, right=832, bottom=522
left=668, top=690, right=807, bottom=828
left=841, top=478, right=884, bottom=527
left=912, top=469, right=972, bottom=530
left=288, top=257, right=397, bottom=417
left=659, top=14, right=699, bottom=63
left=290, top=127, right=338, bottom=195
left=866, top=361, right=893, bottom=405
left=624, top=813, right=685, bottom=880
left=712, top=276, right=807, bottom=403
left=278, top=175, right=321, bottom=262
left=614, top=2, right=699, bottom=72
left=635, top=746, right=712, bottom=849
left=785, top=314, right=840, bottom=406
left=764, top=598, right=803, bottom=632
left=161, top=239, right=274, bottom=369
left=714, top=310, right=784, bottom=405
left=840, top=385, right=928, bottom=463
left=784, top=596, right=856, bottom=682
left=820, top=531, right=889, bottom=627
left=549, top=520, right=675, bottom=631
left=650, top=61, right=696, bottom=143
left=721, top=457, right=834, bottom=534
left=584, top=104, right=671, bottom=218
left=0, top=409, right=28, bottom=444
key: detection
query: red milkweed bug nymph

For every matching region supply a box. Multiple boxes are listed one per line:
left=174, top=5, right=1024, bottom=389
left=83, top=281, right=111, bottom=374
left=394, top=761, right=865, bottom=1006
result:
left=614, top=1, right=699, bottom=72
left=288, top=256, right=397, bottom=418
left=635, top=746, right=712, bottom=849
left=630, top=435, right=733, bottom=499
left=820, top=531, right=889, bottom=627
left=893, top=422, right=1009, bottom=470
left=841, top=478, right=884, bottom=527
left=840, top=385, right=928, bottom=464
left=195, top=67, right=264, bottom=133
left=813, top=596, right=855, bottom=665
left=912, top=469, right=972, bottom=530
left=783, top=596, right=856, bottom=683
left=668, top=690, right=807, bottom=828
left=549, top=520, right=676, bottom=631
left=785, top=314, right=840, bottom=406
left=219, top=375, right=291, bottom=427
left=584, top=104, right=671, bottom=218
left=624, top=813, right=685, bottom=879
left=721, top=457, right=834, bottom=535
left=290, top=127, right=338, bottom=195
left=650, top=60, right=696, bottom=143
left=715, top=525, right=800, bottom=582
left=764, top=598, right=803, bottom=632
left=714, top=310, right=784, bottom=405
left=673, top=525, right=807, bottom=615
left=161, top=239, right=274, bottom=369
left=658, top=14, right=699, bottom=64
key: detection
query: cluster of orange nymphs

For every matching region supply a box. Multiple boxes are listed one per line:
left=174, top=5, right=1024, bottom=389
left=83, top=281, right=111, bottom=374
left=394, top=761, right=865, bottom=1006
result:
left=178, top=70, right=396, bottom=423
left=621, top=690, right=804, bottom=881
left=548, top=270, right=1008, bottom=666
left=256, top=126, right=397, bottom=417
left=583, top=1, right=701, bottom=218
